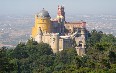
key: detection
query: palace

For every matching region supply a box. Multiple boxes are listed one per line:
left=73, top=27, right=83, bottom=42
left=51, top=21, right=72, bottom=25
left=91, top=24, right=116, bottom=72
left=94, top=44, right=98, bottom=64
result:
left=31, top=6, right=88, bottom=56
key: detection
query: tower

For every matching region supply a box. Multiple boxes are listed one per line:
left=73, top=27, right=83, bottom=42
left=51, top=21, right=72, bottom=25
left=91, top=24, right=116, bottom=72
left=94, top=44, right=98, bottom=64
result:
left=57, top=5, right=65, bottom=34
left=57, top=5, right=65, bottom=21
left=80, top=27, right=86, bottom=55
left=32, top=8, right=52, bottom=38
left=50, top=33, right=59, bottom=53
left=35, top=27, right=42, bottom=43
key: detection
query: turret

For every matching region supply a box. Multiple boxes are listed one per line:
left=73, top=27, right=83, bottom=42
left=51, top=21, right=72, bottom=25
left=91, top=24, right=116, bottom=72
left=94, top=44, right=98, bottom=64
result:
left=81, top=27, right=85, bottom=45
left=50, top=33, right=59, bottom=53
left=35, top=27, right=43, bottom=43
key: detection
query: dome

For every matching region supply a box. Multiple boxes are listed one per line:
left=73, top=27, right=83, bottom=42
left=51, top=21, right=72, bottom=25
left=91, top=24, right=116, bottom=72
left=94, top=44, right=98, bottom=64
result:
left=37, top=9, right=50, bottom=18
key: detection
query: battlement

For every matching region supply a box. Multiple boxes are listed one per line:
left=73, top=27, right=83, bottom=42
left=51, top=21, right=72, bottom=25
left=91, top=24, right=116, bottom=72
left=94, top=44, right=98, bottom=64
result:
left=65, top=21, right=86, bottom=28
left=43, top=33, right=59, bottom=36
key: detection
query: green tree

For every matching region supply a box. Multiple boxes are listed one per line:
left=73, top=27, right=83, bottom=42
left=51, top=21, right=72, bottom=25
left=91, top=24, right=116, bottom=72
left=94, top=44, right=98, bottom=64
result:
left=0, top=47, right=15, bottom=73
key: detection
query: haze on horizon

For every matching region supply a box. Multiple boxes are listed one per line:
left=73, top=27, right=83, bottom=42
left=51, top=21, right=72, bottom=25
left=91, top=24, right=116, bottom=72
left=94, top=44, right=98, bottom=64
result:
left=0, top=0, right=116, bottom=15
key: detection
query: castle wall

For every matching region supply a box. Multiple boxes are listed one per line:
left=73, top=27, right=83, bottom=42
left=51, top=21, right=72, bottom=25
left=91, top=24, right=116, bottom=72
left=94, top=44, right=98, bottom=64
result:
left=59, top=39, right=64, bottom=51
left=41, top=33, right=59, bottom=53
left=63, top=39, right=72, bottom=49
left=65, top=21, right=86, bottom=33
left=59, top=38, right=72, bottom=51
left=50, top=33, right=59, bottom=53
left=35, top=34, right=42, bottom=43
left=42, top=33, right=51, bottom=44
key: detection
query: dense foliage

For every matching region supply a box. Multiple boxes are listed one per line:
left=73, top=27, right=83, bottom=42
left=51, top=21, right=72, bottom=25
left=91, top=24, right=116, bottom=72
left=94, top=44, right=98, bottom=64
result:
left=0, top=30, right=116, bottom=73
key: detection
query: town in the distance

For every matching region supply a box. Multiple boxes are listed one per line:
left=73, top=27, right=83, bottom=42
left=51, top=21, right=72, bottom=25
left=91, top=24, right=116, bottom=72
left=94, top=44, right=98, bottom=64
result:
left=0, top=4, right=116, bottom=73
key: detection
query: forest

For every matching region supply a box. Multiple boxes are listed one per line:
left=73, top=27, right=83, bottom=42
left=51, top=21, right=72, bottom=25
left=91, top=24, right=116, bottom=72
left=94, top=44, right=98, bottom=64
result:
left=0, top=30, right=116, bottom=73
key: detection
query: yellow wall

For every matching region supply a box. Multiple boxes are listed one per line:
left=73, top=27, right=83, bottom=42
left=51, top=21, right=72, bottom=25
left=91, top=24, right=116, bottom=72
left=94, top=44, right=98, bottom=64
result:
left=32, top=15, right=52, bottom=38
left=57, top=15, right=63, bottom=19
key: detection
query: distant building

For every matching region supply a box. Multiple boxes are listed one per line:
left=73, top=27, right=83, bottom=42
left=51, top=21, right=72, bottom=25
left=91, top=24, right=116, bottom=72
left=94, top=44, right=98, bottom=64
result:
left=31, top=6, right=88, bottom=56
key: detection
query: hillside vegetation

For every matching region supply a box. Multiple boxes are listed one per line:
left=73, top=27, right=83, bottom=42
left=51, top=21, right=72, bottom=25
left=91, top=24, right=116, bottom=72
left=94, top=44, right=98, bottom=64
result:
left=0, top=30, right=116, bottom=73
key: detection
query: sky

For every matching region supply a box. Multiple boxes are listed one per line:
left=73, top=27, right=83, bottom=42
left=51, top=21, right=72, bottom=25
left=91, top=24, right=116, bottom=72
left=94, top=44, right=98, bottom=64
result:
left=0, top=0, right=116, bottom=15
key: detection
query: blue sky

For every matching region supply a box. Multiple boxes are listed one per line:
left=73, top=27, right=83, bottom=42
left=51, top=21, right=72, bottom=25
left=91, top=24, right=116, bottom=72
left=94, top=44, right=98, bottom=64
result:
left=0, top=0, right=116, bottom=15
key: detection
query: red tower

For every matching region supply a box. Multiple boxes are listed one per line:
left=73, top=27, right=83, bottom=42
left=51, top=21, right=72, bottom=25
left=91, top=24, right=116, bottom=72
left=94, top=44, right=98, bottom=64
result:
left=57, top=5, right=65, bottom=21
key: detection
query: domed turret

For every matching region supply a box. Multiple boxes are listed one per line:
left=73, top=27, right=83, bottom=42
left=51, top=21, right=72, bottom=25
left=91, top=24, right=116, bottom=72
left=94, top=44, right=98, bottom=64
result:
left=32, top=8, right=52, bottom=38
left=37, top=8, right=51, bottom=18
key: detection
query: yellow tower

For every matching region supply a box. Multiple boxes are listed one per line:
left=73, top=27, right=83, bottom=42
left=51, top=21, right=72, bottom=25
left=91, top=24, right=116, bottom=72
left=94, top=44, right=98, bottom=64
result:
left=32, top=9, right=52, bottom=38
